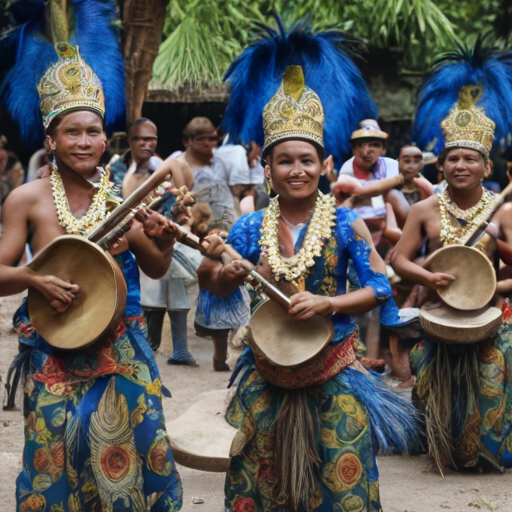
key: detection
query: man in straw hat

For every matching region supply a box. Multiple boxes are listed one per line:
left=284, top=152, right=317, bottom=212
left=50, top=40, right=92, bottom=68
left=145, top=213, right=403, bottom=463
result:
left=0, top=34, right=184, bottom=512
left=199, top=63, right=420, bottom=512
left=392, top=85, right=512, bottom=473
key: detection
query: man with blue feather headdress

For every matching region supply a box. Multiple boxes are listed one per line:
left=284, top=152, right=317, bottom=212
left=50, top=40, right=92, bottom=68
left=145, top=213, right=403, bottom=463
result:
left=196, top=20, right=421, bottom=512
left=393, top=41, right=512, bottom=474
left=0, top=1, right=184, bottom=509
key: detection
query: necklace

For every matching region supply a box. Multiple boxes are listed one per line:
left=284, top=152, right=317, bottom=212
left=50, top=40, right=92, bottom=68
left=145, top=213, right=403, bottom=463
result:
left=50, top=161, right=111, bottom=236
left=438, top=188, right=494, bottom=246
left=259, top=192, right=337, bottom=281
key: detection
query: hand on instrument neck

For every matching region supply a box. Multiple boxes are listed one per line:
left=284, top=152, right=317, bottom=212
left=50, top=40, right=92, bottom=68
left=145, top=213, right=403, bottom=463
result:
left=134, top=208, right=177, bottom=251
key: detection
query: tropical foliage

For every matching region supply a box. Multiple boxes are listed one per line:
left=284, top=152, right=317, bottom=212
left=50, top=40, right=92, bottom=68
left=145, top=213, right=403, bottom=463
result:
left=151, top=0, right=512, bottom=91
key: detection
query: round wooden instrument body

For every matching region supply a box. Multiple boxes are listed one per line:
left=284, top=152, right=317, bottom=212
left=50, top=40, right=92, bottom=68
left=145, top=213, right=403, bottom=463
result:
left=423, top=245, right=496, bottom=311
left=249, top=298, right=334, bottom=367
left=420, top=302, right=502, bottom=344
left=166, top=390, right=239, bottom=472
left=27, top=235, right=127, bottom=350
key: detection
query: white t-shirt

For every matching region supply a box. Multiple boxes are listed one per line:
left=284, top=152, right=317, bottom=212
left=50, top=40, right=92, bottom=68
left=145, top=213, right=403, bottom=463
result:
left=337, top=156, right=399, bottom=218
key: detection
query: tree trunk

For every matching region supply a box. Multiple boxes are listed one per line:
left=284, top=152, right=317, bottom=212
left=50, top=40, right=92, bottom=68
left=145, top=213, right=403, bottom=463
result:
left=119, top=0, right=170, bottom=123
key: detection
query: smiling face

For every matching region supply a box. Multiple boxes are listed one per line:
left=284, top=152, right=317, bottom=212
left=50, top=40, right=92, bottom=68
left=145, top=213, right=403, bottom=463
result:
left=46, top=110, right=106, bottom=177
left=439, top=148, right=489, bottom=191
left=264, top=140, right=326, bottom=202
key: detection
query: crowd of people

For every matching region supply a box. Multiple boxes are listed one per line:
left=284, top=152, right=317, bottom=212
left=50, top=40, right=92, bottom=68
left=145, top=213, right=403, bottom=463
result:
left=2, top=5, right=512, bottom=512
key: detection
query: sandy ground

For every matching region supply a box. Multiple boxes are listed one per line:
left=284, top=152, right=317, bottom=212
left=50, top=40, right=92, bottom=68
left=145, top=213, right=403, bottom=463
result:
left=1, top=293, right=511, bottom=512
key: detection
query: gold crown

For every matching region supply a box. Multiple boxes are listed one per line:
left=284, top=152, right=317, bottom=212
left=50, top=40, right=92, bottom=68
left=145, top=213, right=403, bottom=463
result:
left=262, top=66, right=324, bottom=154
left=441, top=86, right=495, bottom=157
left=38, top=43, right=105, bottom=129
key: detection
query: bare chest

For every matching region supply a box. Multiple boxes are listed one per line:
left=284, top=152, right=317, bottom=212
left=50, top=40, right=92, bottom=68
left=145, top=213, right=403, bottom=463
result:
left=28, top=186, right=94, bottom=254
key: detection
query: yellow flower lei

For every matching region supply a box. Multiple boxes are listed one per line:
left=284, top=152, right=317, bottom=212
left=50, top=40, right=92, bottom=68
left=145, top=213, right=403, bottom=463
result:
left=259, top=192, right=337, bottom=281
left=50, top=162, right=111, bottom=236
left=438, top=188, right=494, bottom=246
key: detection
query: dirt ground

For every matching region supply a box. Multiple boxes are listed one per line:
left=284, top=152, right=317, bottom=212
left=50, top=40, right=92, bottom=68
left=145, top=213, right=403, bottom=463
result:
left=1, top=293, right=511, bottom=512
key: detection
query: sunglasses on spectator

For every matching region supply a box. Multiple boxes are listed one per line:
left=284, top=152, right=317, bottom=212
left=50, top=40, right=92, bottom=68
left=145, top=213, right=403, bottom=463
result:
left=190, top=134, right=220, bottom=144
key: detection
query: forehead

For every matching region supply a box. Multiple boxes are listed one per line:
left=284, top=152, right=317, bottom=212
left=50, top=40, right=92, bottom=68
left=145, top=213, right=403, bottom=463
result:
left=446, top=147, right=483, bottom=159
left=57, top=110, right=103, bottom=128
left=130, top=122, right=157, bottom=136
left=272, top=139, right=318, bottom=156
left=400, top=147, right=422, bottom=159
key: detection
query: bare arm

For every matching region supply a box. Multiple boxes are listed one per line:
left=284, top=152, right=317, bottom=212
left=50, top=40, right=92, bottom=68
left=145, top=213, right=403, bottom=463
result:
left=171, top=159, right=194, bottom=190
left=196, top=233, right=251, bottom=296
left=0, top=187, right=79, bottom=309
left=125, top=216, right=175, bottom=279
left=332, top=174, right=404, bottom=203
left=392, top=200, right=454, bottom=289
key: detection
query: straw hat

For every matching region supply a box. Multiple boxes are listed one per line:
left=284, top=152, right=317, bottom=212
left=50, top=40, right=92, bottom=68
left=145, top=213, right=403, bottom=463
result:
left=350, top=119, right=388, bottom=142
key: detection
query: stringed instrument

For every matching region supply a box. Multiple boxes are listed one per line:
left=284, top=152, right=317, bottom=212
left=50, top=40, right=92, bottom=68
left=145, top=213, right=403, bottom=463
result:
left=27, top=166, right=172, bottom=350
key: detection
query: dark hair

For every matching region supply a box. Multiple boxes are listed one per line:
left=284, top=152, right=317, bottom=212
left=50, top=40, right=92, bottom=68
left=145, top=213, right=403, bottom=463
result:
left=128, top=117, right=157, bottom=137
left=5, top=152, right=20, bottom=173
left=264, top=138, right=325, bottom=163
left=438, top=147, right=488, bottom=166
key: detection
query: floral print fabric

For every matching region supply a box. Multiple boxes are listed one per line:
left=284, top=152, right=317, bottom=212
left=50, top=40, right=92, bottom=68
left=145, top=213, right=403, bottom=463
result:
left=14, top=252, right=183, bottom=512
left=222, top=207, right=416, bottom=511
left=410, top=300, right=512, bottom=472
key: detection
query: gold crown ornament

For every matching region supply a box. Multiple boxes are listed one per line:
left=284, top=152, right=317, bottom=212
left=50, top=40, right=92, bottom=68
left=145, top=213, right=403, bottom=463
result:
left=441, top=85, right=495, bottom=157
left=262, top=66, right=324, bottom=154
left=37, top=43, right=105, bottom=129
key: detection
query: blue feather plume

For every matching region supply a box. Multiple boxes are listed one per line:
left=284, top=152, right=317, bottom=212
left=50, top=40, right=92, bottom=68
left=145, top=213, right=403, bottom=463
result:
left=71, top=0, right=126, bottom=132
left=344, top=368, right=424, bottom=455
left=412, top=37, right=512, bottom=154
left=1, top=1, right=55, bottom=144
left=1, top=0, right=126, bottom=146
left=221, top=19, right=377, bottom=168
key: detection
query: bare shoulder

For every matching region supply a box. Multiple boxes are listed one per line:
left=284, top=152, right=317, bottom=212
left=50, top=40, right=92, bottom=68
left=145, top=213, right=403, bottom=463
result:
left=3, top=177, right=51, bottom=207
left=409, top=195, right=438, bottom=218
left=497, top=201, right=512, bottom=216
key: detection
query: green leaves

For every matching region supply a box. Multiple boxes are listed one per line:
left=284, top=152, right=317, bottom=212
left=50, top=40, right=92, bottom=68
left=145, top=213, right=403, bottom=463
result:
left=152, top=0, right=264, bottom=91
left=151, top=0, right=512, bottom=89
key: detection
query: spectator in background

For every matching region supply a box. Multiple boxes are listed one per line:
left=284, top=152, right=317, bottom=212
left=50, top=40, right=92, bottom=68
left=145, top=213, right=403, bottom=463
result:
left=1, top=152, right=25, bottom=204
left=215, top=137, right=268, bottom=215
left=177, top=117, right=236, bottom=231
left=107, top=118, right=193, bottom=198
left=337, top=119, right=399, bottom=220
left=27, top=147, right=51, bottom=182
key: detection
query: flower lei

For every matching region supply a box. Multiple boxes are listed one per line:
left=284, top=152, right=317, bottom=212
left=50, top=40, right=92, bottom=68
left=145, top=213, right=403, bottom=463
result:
left=259, top=192, right=337, bottom=281
left=50, top=161, right=111, bottom=236
left=438, top=188, right=494, bottom=246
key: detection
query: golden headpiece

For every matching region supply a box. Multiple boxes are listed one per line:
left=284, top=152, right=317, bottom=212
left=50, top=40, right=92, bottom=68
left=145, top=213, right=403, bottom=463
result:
left=262, top=66, right=324, bottom=155
left=441, top=86, right=495, bottom=157
left=37, top=43, right=105, bottom=129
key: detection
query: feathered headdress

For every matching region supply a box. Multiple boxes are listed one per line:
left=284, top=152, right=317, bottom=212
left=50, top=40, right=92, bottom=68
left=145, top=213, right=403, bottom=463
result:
left=412, top=37, right=512, bottom=155
left=221, top=16, right=377, bottom=168
left=1, top=0, right=125, bottom=145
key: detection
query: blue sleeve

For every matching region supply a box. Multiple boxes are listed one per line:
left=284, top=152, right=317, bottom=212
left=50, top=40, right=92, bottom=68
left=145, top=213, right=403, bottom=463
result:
left=226, top=211, right=263, bottom=265
left=337, top=208, right=392, bottom=303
